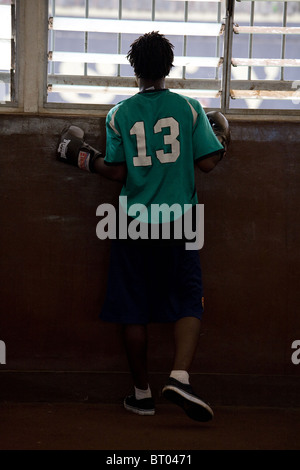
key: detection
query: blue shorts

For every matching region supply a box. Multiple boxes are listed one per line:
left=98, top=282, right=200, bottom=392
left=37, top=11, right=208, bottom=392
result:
left=100, top=239, right=204, bottom=325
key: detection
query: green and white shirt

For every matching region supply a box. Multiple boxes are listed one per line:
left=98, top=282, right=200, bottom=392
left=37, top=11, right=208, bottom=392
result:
left=105, top=89, right=223, bottom=223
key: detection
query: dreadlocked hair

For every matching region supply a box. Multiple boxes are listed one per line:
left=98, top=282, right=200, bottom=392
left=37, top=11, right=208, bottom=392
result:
left=126, top=31, right=174, bottom=80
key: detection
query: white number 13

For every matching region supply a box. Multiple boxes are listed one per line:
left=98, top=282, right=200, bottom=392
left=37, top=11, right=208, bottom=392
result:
left=130, top=117, right=180, bottom=167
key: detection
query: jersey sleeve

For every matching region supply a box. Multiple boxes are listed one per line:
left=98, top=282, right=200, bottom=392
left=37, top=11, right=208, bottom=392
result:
left=104, top=105, right=126, bottom=165
left=190, top=101, right=224, bottom=161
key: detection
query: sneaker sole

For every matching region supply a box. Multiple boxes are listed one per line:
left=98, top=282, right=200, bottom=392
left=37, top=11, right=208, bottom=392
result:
left=123, top=399, right=155, bottom=416
left=162, top=385, right=213, bottom=422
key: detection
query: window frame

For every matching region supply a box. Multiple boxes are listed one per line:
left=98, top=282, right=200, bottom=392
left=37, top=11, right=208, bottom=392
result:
left=0, top=0, right=299, bottom=118
left=0, top=0, right=17, bottom=108
left=228, top=0, right=300, bottom=116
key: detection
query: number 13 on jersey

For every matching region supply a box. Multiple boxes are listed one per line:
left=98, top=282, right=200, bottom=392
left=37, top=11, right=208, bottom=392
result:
left=130, top=117, right=180, bottom=167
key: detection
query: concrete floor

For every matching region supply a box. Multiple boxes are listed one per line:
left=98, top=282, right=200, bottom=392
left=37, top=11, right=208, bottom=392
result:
left=1, top=402, right=300, bottom=451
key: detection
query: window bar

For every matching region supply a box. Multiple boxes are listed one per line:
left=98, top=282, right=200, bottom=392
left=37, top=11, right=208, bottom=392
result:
left=231, top=58, right=300, bottom=66
left=151, top=0, right=155, bottom=77
left=11, top=0, right=16, bottom=102
left=48, top=75, right=221, bottom=91
left=280, top=1, right=287, bottom=81
left=236, top=0, right=299, bottom=3
left=48, top=83, right=221, bottom=99
left=248, top=0, right=255, bottom=81
left=49, top=18, right=223, bottom=37
left=230, top=89, right=300, bottom=100
left=215, top=0, right=222, bottom=80
left=182, top=1, right=189, bottom=80
left=48, top=51, right=222, bottom=67
left=84, top=0, right=89, bottom=77
left=49, top=0, right=55, bottom=75
left=117, top=0, right=122, bottom=77
left=221, top=0, right=235, bottom=111
left=233, top=25, right=300, bottom=34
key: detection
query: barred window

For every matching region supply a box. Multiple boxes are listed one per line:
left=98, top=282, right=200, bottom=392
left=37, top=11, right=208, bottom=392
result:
left=230, top=0, right=300, bottom=111
left=47, top=0, right=300, bottom=113
left=47, top=0, right=225, bottom=109
left=0, top=0, right=16, bottom=105
left=0, top=0, right=299, bottom=114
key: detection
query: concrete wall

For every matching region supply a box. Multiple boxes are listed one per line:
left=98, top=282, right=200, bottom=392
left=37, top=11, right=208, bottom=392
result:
left=0, top=114, right=300, bottom=406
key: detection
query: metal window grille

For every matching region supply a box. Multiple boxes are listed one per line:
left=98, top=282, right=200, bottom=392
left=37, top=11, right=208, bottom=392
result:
left=0, top=0, right=299, bottom=112
left=47, top=0, right=225, bottom=109
left=230, top=0, right=300, bottom=112
left=0, top=0, right=17, bottom=105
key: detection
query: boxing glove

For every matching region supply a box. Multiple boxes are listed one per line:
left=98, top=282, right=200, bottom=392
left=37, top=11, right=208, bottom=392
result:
left=206, top=111, right=231, bottom=155
left=57, top=125, right=103, bottom=173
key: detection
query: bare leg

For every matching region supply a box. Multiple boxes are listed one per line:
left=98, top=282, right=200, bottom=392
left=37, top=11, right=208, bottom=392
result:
left=162, top=316, right=213, bottom=421
left=122, top=324, right=149, bottom=390
left=172, top=316, right=201, bottom=372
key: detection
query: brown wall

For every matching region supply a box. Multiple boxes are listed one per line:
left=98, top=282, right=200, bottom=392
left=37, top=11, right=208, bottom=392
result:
left=0, top=114, right=300, bottom=405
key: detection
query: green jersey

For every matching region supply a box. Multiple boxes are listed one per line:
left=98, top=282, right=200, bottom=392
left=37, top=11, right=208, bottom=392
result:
left=105, top=89, right=223, bottom=223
